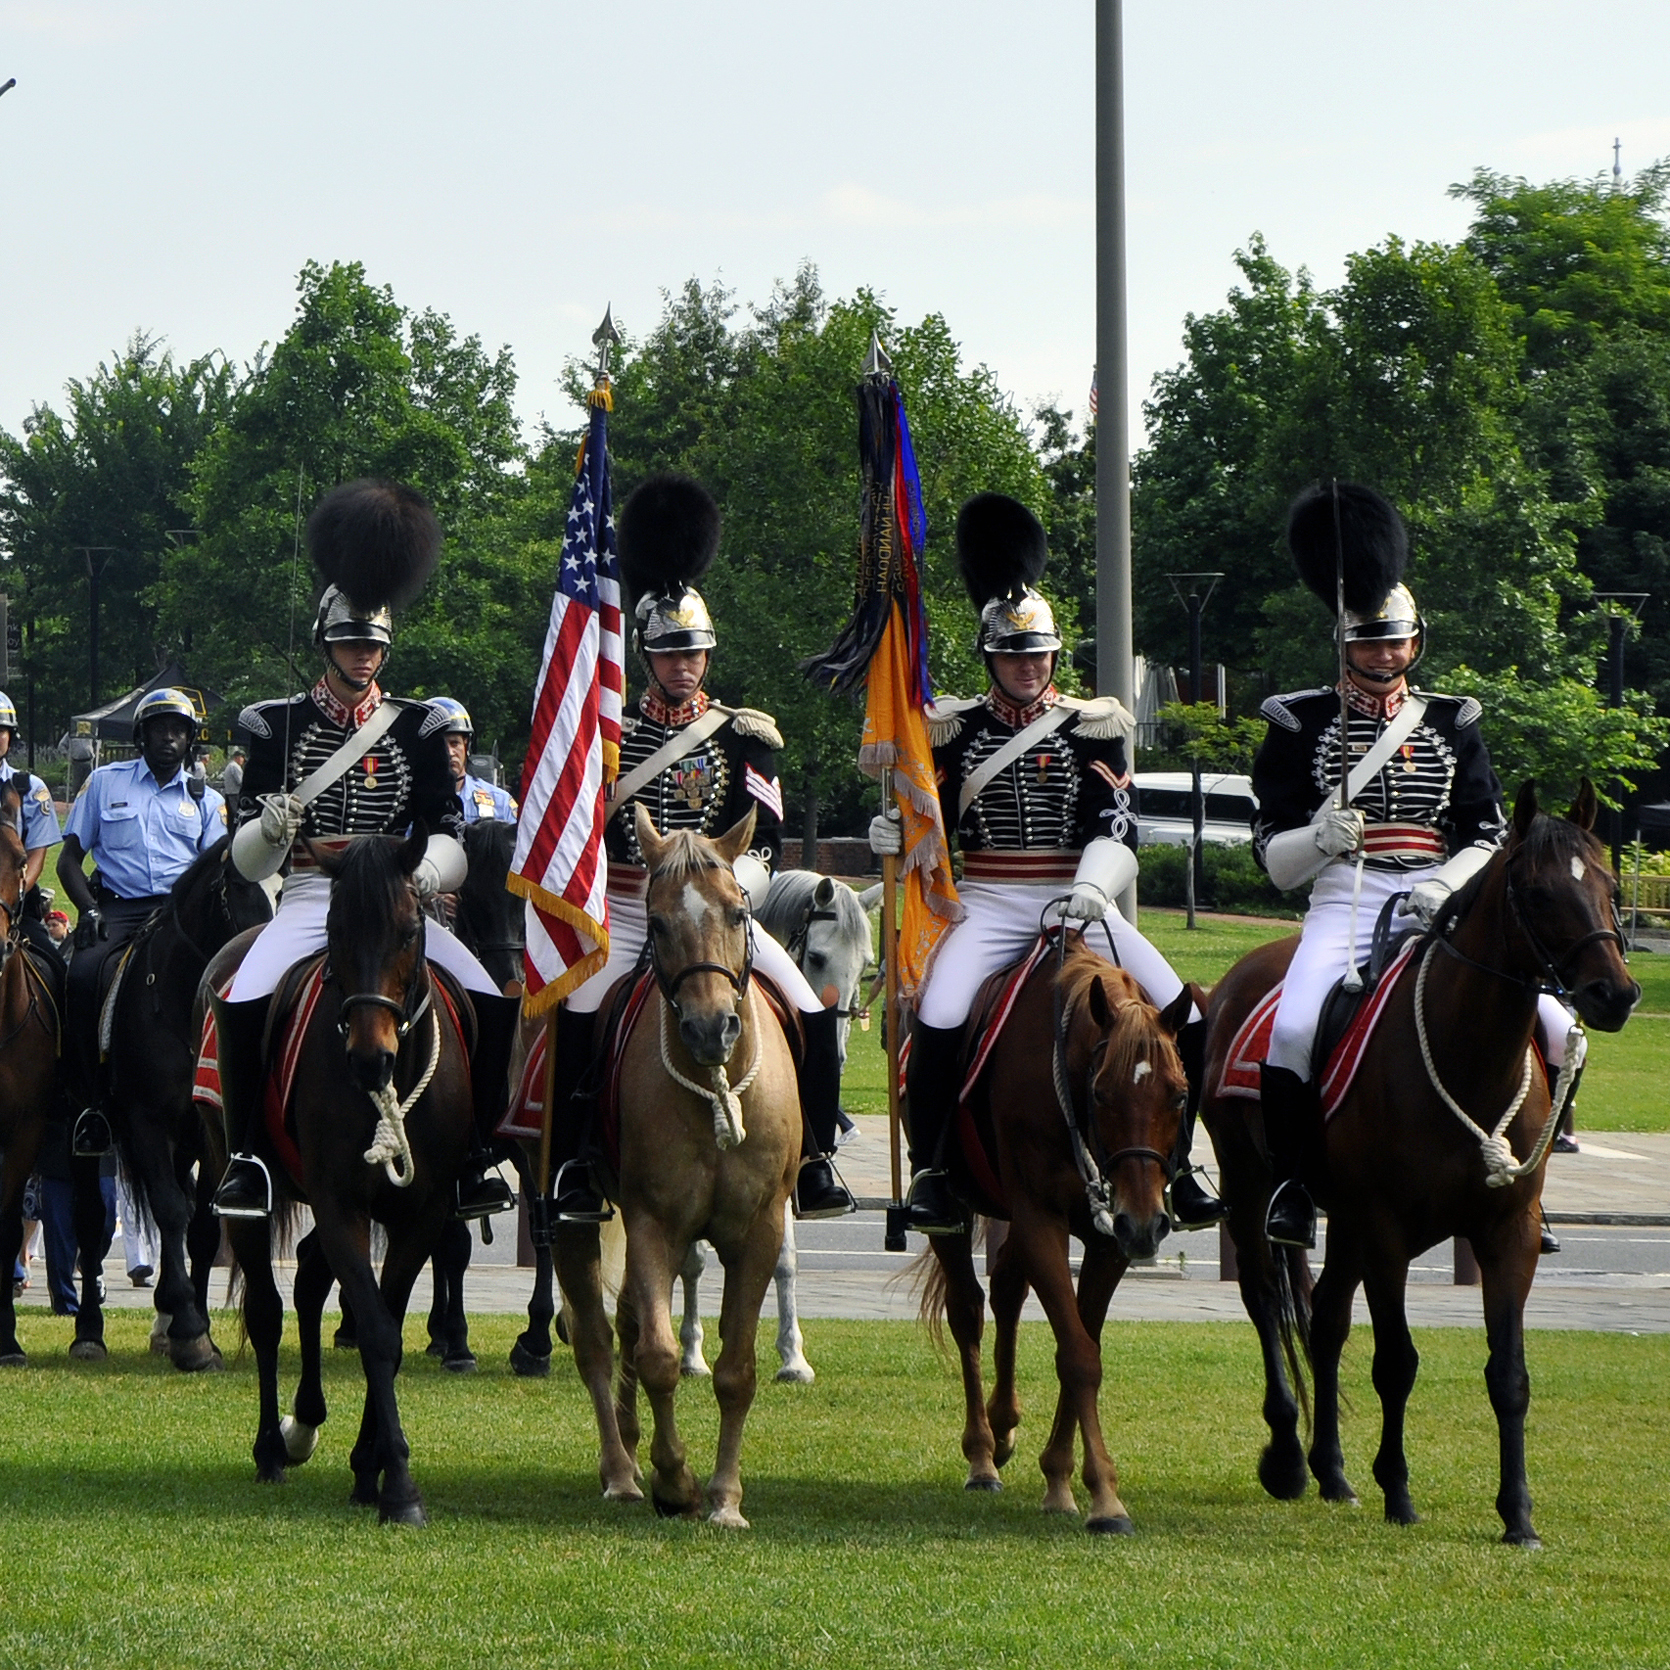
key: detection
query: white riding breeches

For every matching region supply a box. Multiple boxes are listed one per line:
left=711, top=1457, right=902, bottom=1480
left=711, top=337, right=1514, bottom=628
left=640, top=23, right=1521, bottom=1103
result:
left=1266, top=859, right=1572, bottom=1078
left=566, top=886, right=820, bottom=1016
left=914, top=879, right=1195, bottom=1030
left=226, top=871, right=500, bottom=1001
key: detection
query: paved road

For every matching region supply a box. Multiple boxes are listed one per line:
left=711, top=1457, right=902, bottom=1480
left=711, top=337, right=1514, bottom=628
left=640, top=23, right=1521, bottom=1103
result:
left=47, top=1118, right=1670, bottom=1335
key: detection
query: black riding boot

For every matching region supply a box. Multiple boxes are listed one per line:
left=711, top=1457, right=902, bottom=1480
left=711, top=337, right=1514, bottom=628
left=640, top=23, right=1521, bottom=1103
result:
left=1169, top=1017, right=1227, bottom=1230
left=212, top=997, right=278, bottom=1219
left=1260, top=1062, right=1319, bottom=1250
left=903, top=1020, right=968, bottom=1235
left=792, top=1006, right=855, bottom=1220
left=1552, top=1063, right=1584, bottom=1155
left=455, top=992, right=520, bottom=1220
left=548, top=1007, right=611, bottom=1223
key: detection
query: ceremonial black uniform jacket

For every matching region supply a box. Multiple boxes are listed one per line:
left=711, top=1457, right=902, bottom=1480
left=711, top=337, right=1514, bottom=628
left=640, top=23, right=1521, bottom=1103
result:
left=925, top=686, right=1139, bottom=856
left=605, top=690, right=785, bottom=872
left=234, top=678, right=465, bottom=858
left=1251, top=682, right=1505, bottom=875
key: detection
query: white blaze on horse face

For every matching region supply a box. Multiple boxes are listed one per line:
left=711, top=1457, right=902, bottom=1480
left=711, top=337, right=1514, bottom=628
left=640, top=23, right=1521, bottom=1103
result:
left=681, top=880, right=713, bottom=929
left=1133, top=1060, right=1153, bottom=1085
left=1570, top=855, right=1586, bottom=883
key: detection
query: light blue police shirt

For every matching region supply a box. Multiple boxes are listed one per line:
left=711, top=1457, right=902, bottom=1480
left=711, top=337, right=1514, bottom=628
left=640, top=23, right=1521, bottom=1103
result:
left=0, top=759, right=62, bottom=852
left=63, top=758, right=228, bottom=900
left=458, top=773, right=518, bottom=825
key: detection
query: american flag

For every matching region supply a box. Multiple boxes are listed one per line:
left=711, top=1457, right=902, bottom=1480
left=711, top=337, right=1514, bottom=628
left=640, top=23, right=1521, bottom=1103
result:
left=508, top=393, right=624, bottom=1014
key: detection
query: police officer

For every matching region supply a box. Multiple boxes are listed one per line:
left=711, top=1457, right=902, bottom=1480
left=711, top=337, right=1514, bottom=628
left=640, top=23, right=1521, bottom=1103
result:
left=0, top=690, right=64, bottom=959
left=546, top=473, right=855, bottom=1224
left=56, top=688, right=225, bottom=1152
left=871, top=495, right=1223, bottom=1236
left=428, top=698, right=518, bottom=824
left=1252, top=483, right=1576, bottom=1248
left=210, top=479, right=519, bottom=1223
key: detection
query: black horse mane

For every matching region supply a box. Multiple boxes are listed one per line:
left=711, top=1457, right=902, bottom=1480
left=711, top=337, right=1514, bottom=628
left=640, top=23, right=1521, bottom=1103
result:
left=329, top=835, right=414, bottom=933
left=1431, top=813, right=1598, bottom=938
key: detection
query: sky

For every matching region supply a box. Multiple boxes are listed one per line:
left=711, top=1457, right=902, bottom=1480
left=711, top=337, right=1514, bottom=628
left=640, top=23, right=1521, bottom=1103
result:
left=2, top=0, right=1668, bottom=451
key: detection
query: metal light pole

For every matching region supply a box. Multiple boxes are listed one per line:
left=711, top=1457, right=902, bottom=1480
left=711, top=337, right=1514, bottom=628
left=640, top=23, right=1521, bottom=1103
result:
left=1166, top=572, right=1222, bottom=927
left=1095, top=0, right=1135, bottom=920
left=1593, top=593, right=1650, bottom=874
left=74, top=547, right=120, bottom=708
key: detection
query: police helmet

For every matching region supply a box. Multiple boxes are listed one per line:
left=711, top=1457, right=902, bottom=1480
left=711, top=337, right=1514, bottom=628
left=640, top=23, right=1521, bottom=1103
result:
left=427, top=697, right=474, bottom=741
left=132, top=687, right=199, bottom=746
left=0, top=690, right=18, bottom=734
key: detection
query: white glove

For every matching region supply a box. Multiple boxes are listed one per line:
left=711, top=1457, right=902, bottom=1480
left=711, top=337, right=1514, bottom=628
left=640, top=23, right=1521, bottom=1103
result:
left=259, top=793, right=305, bottom=847
left=868, top=814, right=902, bottom=857
left=1313, top=806, right=1365, bottom=858
left=1401, top=877, right=1450, bottom=926
left=1065, top=881, right=1109, bottom=923
left=413, top=833, right=468, bottom=901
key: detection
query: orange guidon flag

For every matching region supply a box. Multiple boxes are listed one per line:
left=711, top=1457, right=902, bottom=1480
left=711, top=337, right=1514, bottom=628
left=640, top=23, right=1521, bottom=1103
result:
left=859, top=605, right=960, bottom=1001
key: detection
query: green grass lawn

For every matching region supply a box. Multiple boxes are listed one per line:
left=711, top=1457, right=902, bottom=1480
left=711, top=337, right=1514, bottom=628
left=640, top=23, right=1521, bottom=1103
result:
left=1, top=1313, right=1665, bottom=1668
left=840, top=908, right=1670, bottom=1132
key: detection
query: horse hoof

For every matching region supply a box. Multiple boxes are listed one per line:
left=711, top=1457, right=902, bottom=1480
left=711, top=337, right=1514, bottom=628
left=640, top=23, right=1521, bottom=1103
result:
left=0, top=1350, right=26, bottom=1368
left=509, top=1341, right=550, bottom=1379
left=171, top=1334, right=219, bottom=1373
left=1318, top=1481, right=1360, bottom=1506
left=442, top=1351, right=478, bottom=1375
left=1086, top=1515, right=1136, bottom=1536
left=68, top=1338, right=107, bottom=1363
left=280, top=1416, right=321, bottom=1465
left=333, top=1327, right=358, bottom=1350
left=554, top=1313, right=570, bottom=1346
left=1258, top=1443, right=1309, bottom=1501
left=379, top=1497, right=428, bottom=1528
left=1384, top=1504, right=1421, bottom=1527
left=149, top=1313, right=172, bottom=1355
left=350, top=1480, right=379, bottom=1507
left=652, top=1491, right=699, bottom=1520
left=965, top=1475, right=1002, bottom=1492
left=707, top=1505, right=750, bottom=1529
left=992, top=1434, right=1017, bottom=1469
left=425, top=1340, right=446, bottom=1359
left=774, top=1363, right=815, bottom=1385
left=602, top=1481, right=644, bottom=1503
left=680, top=1361, right=712, bottom=1379
left=1502, top=1528, right=1542, bottom=1549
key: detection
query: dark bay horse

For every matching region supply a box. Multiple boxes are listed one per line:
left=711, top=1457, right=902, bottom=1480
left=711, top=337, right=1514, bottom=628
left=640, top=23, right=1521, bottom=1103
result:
left=920, top=941, right=1193, bottom=1531
left=0, top=780, right=67, bottom=1367
left=213, top=829, right=473, bottom=1525
left=94, top=839, right=272, bottom=1369
left=1202, top=781, right=1638, bottom=1544
left=556, top=805, right=800, bottom=1526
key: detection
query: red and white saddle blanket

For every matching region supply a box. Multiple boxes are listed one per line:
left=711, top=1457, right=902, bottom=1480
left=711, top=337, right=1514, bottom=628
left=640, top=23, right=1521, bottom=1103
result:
left=1216, top=938, right=1420, bottom=1121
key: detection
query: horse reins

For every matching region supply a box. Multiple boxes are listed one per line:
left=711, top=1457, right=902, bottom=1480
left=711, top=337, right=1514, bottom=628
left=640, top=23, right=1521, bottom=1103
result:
left=332, top=895, right=434, bottom=1041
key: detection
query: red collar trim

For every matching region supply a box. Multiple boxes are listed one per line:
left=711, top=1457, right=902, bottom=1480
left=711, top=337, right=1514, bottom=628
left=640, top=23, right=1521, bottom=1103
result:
left=985, top=684, right=1058, bottom=728
left=1340, top=679, right=1407, bottom=720
left=640, top=688, right=709, bottom=726
left=312, top=677, right=383, bottom=728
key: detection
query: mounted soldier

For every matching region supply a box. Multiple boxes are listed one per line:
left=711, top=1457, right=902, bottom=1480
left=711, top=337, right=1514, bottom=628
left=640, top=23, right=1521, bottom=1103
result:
left=544, top=472, right=855, bottom=1225
left=427, top=698, right=518, bottom=825
left=210, top=479, right=520, bottom=1223
left=870, top=493, right=1224, bottom=1236
left=1252, top=482, right=1578, bottom=1249
left=0, top=689, right=66, bottom=965
left=57, top=687, right=224, bottom=1154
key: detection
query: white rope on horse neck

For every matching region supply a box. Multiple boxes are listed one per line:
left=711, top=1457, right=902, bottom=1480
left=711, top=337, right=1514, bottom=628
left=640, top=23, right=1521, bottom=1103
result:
left=659, top=989, right=761, bottom=1151
left=362, top=1005, right=442, bottom=1188
left=1413, top=939, right=1585, bottom=1189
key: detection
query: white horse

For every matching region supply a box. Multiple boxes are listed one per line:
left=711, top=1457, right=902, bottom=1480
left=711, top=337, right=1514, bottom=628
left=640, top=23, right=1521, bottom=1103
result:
left=676, top=871, right=879, bottom=1384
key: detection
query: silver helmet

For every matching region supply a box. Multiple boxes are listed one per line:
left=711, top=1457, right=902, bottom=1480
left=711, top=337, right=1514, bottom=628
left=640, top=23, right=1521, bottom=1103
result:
left=0, top=690, right=18, bottom=733
left=634, top=585, right=717, bottom=655
left=978, top=587, right=1062, bottom=655
left=426, top=696, right=474, bottom=739
left=1342, top=581, right=1420, bottom=642
left=313, top=584, right=394, bottom=648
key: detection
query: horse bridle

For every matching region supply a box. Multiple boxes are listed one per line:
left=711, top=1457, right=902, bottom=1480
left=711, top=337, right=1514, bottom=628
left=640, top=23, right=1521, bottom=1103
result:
left=647, top=869, right=755, bottom=1019
left=788, top=899, right=865, bottom=1020
left=332, top=888, right=434, bottom=1040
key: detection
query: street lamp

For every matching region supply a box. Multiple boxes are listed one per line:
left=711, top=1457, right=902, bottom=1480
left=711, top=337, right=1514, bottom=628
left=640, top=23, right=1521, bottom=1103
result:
left=1593, top=592, right=1650, bottom=873
left=1165, top=572, right=1223, bottom=928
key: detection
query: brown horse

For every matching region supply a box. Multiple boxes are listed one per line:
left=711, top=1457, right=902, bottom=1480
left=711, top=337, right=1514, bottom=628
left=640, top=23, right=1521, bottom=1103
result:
left=1202, top=781, right=1638, bottom=1544
left=555, top=804, right=799, bottom=1527
left=0, top=780, right=64, bottom=1367
left=921, top=942, right=1194, bottom=1532
left=209, top=828, right=474, bottom=1525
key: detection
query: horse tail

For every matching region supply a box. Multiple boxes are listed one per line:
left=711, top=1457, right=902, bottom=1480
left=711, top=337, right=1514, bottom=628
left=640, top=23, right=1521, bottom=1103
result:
left=1272, top=1240, right=1314, bottom=1431
left=909, top=1219, right=987, bottom=1354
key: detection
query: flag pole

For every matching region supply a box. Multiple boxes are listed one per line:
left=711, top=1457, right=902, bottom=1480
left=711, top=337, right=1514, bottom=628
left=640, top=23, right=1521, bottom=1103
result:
left=880, top=766, right=903, bottom=1209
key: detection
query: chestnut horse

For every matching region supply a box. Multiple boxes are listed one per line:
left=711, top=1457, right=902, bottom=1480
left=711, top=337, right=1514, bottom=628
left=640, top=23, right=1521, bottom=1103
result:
left=0, top=779, right=65, bottom=1367
left=1202, top=781, right=1638, bottom=1544
left=210, top=829, right=473, bottom=1525
left=920, top=942, right=1194, bottom=1532
left=555, top=804, right=799, bottom=1527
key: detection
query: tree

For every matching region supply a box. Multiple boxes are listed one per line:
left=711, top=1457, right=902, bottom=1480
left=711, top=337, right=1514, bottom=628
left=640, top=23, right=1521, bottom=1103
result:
left=0, top=334, right=235, bottom=732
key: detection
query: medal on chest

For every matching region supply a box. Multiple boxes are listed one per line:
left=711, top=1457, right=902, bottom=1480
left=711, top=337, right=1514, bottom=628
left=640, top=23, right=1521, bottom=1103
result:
left=1035, top=751, right=1050, bottom=785
left=673, top=756, right=713, bottom=810
left=364, top=755, right=379, bottom=791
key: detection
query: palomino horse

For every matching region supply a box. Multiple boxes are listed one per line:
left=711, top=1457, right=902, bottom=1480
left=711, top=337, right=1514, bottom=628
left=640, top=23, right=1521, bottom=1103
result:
left=556, top=804, right=799, bottom=1526
left=210, top=829, right=473, bottom=1525
left=920, top=939, right=1193, bottom=1532
left=1202, top=781, right=1638, bottom=1544
left=0, top=780, right=67, bottom=1368
left=95, top=839, right=272, bottom=1369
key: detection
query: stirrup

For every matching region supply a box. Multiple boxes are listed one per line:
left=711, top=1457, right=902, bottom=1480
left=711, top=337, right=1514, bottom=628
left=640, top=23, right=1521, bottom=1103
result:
left=1264, top=1179, right=1316, bottom=1250
left=212, top=1153, right=274, bottom=1220
left=793, top=1156, right=855, bottom=1220
left=71, top=1108, right=113, bottom=1157
left=1168, top=1166, right=1229, bottom=1231
left=905, top=1169, right=968, bottom=1236
left=454, top=1168, right=517, bottom=1221
left=552, top=1158, right=614, bottom=1224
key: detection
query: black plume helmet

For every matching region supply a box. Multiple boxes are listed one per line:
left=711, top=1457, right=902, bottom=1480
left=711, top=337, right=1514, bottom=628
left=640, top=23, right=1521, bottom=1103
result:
left=618, top=473, right=721, bottom=654
left=309, top=478, right=442, bottom=652
left=956, top=493, right=1060, bottom=655
left=1286, top=481, right=1408, bottom=617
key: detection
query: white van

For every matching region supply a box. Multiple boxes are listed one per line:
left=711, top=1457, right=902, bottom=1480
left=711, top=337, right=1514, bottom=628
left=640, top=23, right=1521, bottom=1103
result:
left=1133, top=772, right=1258, bottom=847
